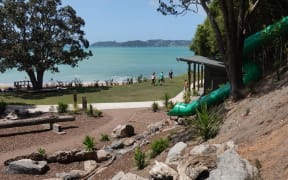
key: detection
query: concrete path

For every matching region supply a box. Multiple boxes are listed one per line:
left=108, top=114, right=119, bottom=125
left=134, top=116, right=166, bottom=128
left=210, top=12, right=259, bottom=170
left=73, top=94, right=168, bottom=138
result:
left=6, top=85, right=203, bottom=113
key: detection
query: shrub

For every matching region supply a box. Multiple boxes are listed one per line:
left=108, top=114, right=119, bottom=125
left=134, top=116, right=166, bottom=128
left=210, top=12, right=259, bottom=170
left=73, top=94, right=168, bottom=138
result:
left=57, top=102, right=68, bottom=113
left=87, top=104, right=94, bottom=116
left=134, top=146, right=146, bottom=170
left=0, top=100, right=7, bottom=115
left=167, top=101, right=175, bottom=111
left=37, top=147, right=46, bottom=156
left=193, top=104, right=223, bottom=141
left=100, top=134, right=110, bottom=142
left=150, top=138, right=169, bottom=158
left=183, top=91, right=191, bottom=103
left=83, top=135, right=95, bottom=151
left=163, top=93, right=170, bottom=111
left=152, top=101, right=159, bottom=112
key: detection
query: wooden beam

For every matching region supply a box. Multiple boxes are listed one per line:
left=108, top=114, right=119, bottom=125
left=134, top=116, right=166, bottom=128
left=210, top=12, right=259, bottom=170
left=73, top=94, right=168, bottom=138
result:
left=187, top=63, right=191, bottom=92
left=0, top=115, right=75, bottom=129
left=197, top=63, right=200, bottom=91
left=193, top=63, right=196, bottom=91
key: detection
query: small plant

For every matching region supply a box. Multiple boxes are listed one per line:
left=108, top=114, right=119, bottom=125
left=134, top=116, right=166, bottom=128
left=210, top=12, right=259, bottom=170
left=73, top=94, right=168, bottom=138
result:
left=183, top=91, right=191, bottom=103
left=83, top=135, right=95, bottom=151
left=152, top=101, right=159, bottom=112
left=167, top=100, right=175, bottom=111
left=192, top=89, right=199, bottom=96
left=0, top=100, right=7, bottom=115
left=150, top=138, right=169, bottom=158
left=37, top=147, right=46, bottom=156
left=87, top=104, right=94, bottom=116
left=134, top=146, right=146, bottom=170
left=100, top=134, right=110, bottom=142
left=57, top=102, right=68, bottom=113
left=163, top=93, right=170, bottom=111
left=193, top=104, right=222, bottom=141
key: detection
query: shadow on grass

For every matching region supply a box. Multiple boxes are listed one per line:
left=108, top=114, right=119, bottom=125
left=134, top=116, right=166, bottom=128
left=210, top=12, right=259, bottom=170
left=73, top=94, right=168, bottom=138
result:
left=1, top=86, right=111, bottom=100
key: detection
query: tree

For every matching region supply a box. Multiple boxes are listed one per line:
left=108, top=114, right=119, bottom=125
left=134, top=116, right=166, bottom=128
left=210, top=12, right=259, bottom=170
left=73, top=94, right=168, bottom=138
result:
left=158, top=0, right=261, bottom=99
left=0, top=0, right=92, bottom=89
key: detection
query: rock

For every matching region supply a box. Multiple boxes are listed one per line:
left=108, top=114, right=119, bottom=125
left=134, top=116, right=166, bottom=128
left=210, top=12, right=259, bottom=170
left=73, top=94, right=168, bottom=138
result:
left=6, top=159, right=48, bottom=175
left=111, top=140, right=124, bottom=149
left=84, top=160, right=98, bottom=173
left=5, top=112, right=18, bottom=120
left=147, top=121, right=164, bottom=134
left=56, top=171, right=82, bottom=180
left=165, top=142, right=187, bottom=164
left=177, top=154, right=216, bottom=180
left=190, top=144, right=217, bottom=155
left=47, top=150, right=97, bottom=163
left=215, top=140, right=237, bottom=156
left=149, top=161, right=178, bottom=180
left=112, top=124, right=135, bottom=138
left=112, top=171, right=125, bottom=180
left=112, top=171, right=148, bottom=180
left=96, top=150, right=111, bottom=162
left=4, top=152, right=46, bottom=166
left=207, top=149, right=258, bottom=180
left=134, top=134, right=146, bottom=141
left=123, top=138, right=135, bottom=146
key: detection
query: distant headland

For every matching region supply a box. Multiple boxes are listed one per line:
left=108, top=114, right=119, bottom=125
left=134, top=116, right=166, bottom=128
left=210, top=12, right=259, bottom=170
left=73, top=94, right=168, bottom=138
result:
left=90, top=39, right=191, bottom=47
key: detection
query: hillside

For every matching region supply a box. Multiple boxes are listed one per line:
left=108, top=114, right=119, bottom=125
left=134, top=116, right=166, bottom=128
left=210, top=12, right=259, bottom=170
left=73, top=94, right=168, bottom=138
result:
left=90, top=39, right=191, bottom=47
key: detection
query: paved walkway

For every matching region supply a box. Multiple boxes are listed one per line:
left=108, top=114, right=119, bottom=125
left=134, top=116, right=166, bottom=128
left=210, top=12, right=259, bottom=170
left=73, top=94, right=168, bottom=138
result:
left=6, top=85, right=203, bottom=113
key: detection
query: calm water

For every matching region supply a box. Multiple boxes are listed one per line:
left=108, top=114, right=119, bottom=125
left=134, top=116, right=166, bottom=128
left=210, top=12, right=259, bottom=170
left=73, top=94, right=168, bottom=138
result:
left=0, top=47, right=194, bottom=85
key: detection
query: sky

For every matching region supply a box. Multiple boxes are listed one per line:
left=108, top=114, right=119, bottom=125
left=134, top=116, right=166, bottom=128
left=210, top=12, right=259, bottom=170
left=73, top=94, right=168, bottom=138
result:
left=62, top=0, right=207, bottom=43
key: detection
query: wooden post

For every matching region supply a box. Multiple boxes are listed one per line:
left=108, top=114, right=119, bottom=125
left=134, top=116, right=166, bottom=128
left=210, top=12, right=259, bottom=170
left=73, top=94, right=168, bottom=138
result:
left=187, top=63, right=191, bottom=92
left=73, top=91, right=77, bottom=106
left=82, top=96, right=87, bottom=110
left=201, top=64, right=204, bottom=87
left=197, top=63, right=200, bottom=91
left=193, top=63, right=196, bottom=91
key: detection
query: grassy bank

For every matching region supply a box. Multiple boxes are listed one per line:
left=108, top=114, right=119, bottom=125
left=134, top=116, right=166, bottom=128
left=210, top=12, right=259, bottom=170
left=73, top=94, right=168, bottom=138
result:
left=0, top=75, right=187, bottom=105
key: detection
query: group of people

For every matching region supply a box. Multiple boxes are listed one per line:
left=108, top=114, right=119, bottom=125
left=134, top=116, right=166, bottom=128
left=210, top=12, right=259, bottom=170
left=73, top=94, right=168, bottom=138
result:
left=151, top=70, right=173, bottom=86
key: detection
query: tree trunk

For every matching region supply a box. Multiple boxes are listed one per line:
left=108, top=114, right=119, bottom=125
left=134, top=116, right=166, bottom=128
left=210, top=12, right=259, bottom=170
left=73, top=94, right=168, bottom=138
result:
left=26, top=69, right=44, bottom=90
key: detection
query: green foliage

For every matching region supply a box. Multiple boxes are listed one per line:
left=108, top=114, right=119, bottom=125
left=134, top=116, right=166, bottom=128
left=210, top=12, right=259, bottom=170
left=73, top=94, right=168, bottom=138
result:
left=86, top=104, right=102, bottom=117
left=150, top=138, right=169, bottom=158
left=152, top=101, right=159, bottom=112
left=183, top=91, right=191, bottom=103
left=57, top=102, right=68, bottom=113
left=87, top=104, right=94, bottom=116
left=0, top=0, right=92, bottom=89
left=193, top=104, right=223, bottom=141
left=167, top=100, right=175, bottom=111
left=192, top=89, right=199, bottom=96
left=0, top=100, right=7, bottom=115
left=100, top=134, right=110, bottom=142
left=163, top=92, right=170, bottom=111
left=134, top=146, right=146, bottom=170
left=83, top=135, right=95, bottom=152
left=37, top=147, right=46, bottom=156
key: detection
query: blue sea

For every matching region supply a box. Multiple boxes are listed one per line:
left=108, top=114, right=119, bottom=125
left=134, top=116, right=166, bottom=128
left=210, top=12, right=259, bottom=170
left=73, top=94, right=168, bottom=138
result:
left=0, top=47, right=194, bottom=85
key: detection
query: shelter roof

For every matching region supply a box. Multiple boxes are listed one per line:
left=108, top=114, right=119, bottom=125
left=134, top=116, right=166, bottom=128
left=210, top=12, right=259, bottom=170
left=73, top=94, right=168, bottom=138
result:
left=177, top=55, right=225, bottom=68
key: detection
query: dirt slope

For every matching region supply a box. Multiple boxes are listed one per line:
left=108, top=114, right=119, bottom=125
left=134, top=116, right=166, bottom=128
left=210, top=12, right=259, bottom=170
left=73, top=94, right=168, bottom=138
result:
left=211, top=70, right=288, bottom=180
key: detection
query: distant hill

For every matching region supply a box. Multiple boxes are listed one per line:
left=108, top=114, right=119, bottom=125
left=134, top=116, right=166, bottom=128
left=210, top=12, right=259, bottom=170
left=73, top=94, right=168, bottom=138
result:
left=91, top=39, right=191, bottom=47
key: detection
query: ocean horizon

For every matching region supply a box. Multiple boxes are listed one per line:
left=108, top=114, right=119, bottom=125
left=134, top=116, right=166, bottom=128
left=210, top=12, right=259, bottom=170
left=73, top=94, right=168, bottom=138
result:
left=0, top=47, right=194, bottom=86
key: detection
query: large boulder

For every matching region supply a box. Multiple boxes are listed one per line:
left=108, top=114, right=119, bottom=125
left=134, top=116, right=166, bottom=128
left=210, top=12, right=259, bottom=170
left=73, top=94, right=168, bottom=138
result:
left=165, top=142, right=187, bottom=164
left=6, top=159, right=48, bottom=175
left=177, top=154, right=216, bottom=180
left=47, top=150, right=97, bottom=163
left=149, top=161, right=178, bottom=180
left=112, top=124, right=135, bottom=138
left=207, top=149, right=258, bottom=180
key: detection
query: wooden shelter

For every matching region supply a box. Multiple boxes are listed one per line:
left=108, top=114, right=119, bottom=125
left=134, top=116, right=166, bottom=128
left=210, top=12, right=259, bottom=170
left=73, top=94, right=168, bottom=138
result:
left=177, top=55, right=227, bottom=94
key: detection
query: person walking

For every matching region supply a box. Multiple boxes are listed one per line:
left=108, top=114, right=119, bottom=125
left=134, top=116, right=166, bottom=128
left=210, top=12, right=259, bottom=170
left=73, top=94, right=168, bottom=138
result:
left=151, top=72, right=156, bottom=86
left=159, top=72, right=164, bottom=85
left=169, top=70, right=173, bottom=79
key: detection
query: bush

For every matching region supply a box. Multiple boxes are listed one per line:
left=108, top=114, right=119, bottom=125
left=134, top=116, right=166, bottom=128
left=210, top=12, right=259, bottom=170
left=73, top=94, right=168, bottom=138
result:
left=83, top=135, right=95, bottom=151
left=193, top=104, right=223, bottom=141
left=183, top=91, right=191, bottom=103
left=57, top=102, right=68, bottom=113
left=0, top=100, right=7, bottom=115
left=167, top=101, right=175, bottom=111
left=152, top=101, right=159, bottom=112
left=150, top=138, right=169, bottom=158
left=134, top=146, right=146, bottom=170
left=163, top=93, right=170, bottom=111
left=37, top=147, right=46, bottom=156
left=86, top=104, right=102, bottom=118
left=100, top=134, right=110, bottom=142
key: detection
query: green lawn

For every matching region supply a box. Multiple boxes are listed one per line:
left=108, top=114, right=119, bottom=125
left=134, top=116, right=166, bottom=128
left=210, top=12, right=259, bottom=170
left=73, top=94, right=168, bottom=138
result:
left=0, top=75, right=187, bottom=105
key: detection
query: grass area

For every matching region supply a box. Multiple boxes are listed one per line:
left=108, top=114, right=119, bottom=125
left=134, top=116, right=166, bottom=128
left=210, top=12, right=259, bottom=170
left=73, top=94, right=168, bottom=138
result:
left=0, top=75, right=187, bottom=105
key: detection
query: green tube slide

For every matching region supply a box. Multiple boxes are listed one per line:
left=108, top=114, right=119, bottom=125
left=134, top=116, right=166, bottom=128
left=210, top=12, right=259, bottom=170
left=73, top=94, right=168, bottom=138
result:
left=168, top=16, right=288, bottom=116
